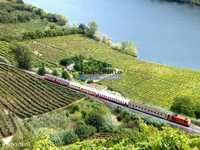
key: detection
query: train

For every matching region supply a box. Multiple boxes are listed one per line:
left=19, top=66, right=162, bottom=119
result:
left=43, top=74, right=192, bottom=127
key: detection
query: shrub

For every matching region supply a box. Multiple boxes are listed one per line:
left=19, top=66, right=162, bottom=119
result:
left=70, top=105, right=80, bottom=114
left=62, top=130, right=78, bottom=145
left=62, top=70, right=70, bottom=79
left=37, top=64, right=46, bottom=76
left=121, top=41, right=137, bottom=57
left=171, top=96, right=196, bottom=117
left=157, top=127, right=190, bottom=150
left=52, top=69, right=58, bottom=76
left=85, top=21, right=98, bottom=38
left=85, top=113, right=104, bottom=132
left=75, top=123, right=96, bottom=140
left=11, top=44, right=32, bottom=70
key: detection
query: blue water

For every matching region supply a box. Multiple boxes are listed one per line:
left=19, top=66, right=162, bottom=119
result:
left=24, top=0, right=200, bottom=70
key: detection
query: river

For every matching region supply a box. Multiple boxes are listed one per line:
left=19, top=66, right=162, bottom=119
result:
left=24, top=0, right=200, bottom=70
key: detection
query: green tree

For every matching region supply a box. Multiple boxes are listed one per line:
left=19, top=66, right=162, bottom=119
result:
left=121, top=41, right=137, bottom=57
left=171, top=96, right=196, bottom=117
left=75, top=123, right=96, bottom=140
left=85, top=113, right=104, bottom=132
left=11, top=44, right=32, bottom=70
left=86, top=21, right=98, bottom=38
left=62, top=130, right=78, bottom=145
left=62, top=70, right=70, bottom=79
left=52, top=69, right=58, bottom=76
left=37, top=64, right=46, bottom=76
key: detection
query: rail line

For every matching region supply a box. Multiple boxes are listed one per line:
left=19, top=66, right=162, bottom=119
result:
left=1, top=63, right=200, bottom=134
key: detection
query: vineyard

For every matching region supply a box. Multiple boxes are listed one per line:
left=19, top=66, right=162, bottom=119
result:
left=0, top=63, right=84, bottom=137
left=21, top=35, right=200, bottom=109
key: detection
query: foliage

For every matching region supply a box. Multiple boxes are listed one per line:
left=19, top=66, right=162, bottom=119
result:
left=61, top=70, right=71, bottom=79
left=85, top=113, right=104, bottom=132
left=60, top=56, right=113, bottom=74
left=11, top=44, right=32, bottom=69
left=37, top=63, right=46, bottom=75
left=52, top=69, right=58, bottom=76
left=75, top=123, right=96, bottom=140
left=70, top=105, right=80, bottom=114
left=121, top=41, right=137, bottom=57
left=33, top=137, right=58, bottom=150
left=85, top=21, right=98, bottom=38
left=171, top=96, right=196, bottom=117
left=23, top=26, right=82, bottom=40
left=62, top=130, right=78, bottom=145
left=157, top=126, right=190, bottom=150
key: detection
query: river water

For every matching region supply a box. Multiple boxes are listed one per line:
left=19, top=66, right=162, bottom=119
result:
left=24, top=0, right=200, bottom=70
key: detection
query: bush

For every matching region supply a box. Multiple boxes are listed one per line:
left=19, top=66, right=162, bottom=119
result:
left=171, top=96, right=196, bottom=117
left=85, top=113, right=104, bottom=132
left=75, top=123, right=96, bottom=140
left=37, top=64, right=46, bottom=76
left=52, top=69, right=58, bottom=76
left=157, top=127, right=190, bottom=150
left=62, top=70, right=70, bottom=79
left=11, top=44, right=32, bottom=70
left=85, top=21, right=98, bottom=38
left=62, top=130, right=78, bottom=145
left=70, top=105, right=80, bottom=114
left=121, top=41, right=137, bottom=57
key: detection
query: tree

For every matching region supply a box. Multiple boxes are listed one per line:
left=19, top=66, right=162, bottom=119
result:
left=62, top=130, right=78, bottom=145
left=85, top=113, right=104, bottom=131
left=75, top=123, right=96, bottom=140
left=37, top=64, right=46, bottom=76
left=62, top=70, right=70, bottom=79
left=170, top=96, right=196, bottom=117
left=86, top=21, right=98, bottom=38
left=78, top=24, right=88, bottom=34
left=121, top=41, right=137, bottom=57
left=11, top=44, right=32, bottom=70
left=52, top=69, right=58, bottom=76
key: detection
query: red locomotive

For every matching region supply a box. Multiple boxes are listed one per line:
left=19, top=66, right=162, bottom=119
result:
left=168, top=114, right=191, bottom=127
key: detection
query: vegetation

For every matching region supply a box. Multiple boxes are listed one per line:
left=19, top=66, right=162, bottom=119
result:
left=60, top=56, right=114, bottom=74
left=0, top=64, right=84, bottom=120
left=0, top=2, right=66, bottom=25
left=21, top=35, right=200, bottom=110
left=171, top=96, right=200, bottom=119
left=0, top=1, right=200, bottom=149
left=37, top=63, right=46, bottom=75
left=11, top=44, right=32, bottom=70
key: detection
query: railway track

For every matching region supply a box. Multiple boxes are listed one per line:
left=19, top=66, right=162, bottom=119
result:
left=1, top=63, right=200, bottom=134
left=94, top=97, right=200, bottom=134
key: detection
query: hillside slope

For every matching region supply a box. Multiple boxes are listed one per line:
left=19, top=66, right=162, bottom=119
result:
left=21, top=35, right=200, bottom=109
left=0, top=63, right=84, bottom=137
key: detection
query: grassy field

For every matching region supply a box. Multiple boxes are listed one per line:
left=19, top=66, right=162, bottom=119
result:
left=0, top=63, right=84, bottom=137
left=21, top=34, right=200, bottom=109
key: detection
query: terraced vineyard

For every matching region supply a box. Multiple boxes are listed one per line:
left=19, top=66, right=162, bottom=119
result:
left=0, top=64, right=84, bottom=137
left=0, top=41, right=15, bottom=64
left=21, top=35, right=200, bottom=109
left=0, top=109, right=17, bottom=138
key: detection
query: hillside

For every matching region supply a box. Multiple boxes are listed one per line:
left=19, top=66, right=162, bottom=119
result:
left=0, top=0, right=66, bottom=41
left=0, top=0, right=200, bottom=149
left=20, top=35, right=200, bottom=109
left=0, top=63, right=84, bottom=137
